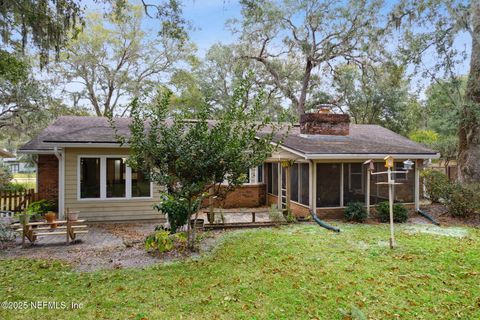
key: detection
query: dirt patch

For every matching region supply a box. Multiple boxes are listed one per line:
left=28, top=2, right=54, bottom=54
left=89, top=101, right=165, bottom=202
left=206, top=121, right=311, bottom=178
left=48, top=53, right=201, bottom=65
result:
left=403, top=224, right=469, bottom=238
left=0, top=223, right=226, bottom=272
left=412, top=204, right=480, bottom=227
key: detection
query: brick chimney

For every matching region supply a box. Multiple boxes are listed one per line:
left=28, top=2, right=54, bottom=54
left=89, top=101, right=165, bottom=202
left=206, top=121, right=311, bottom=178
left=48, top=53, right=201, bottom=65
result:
left=299, top=108, right=350, bottom=135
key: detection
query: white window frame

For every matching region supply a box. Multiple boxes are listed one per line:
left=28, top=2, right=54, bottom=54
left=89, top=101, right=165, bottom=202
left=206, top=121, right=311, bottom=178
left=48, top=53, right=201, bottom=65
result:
left=243, top=164, right=265, bottom=185
left=77, top=155, right=153, bottom=201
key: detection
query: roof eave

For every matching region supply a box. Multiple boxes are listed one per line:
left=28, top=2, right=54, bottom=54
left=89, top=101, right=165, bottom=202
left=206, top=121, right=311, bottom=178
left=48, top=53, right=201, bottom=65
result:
left=303, top=152, right=440, bottom=160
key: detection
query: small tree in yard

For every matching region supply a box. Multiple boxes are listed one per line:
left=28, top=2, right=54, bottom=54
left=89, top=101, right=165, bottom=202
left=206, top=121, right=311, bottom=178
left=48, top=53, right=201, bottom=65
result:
left=120, top=78, right=283, bottom=249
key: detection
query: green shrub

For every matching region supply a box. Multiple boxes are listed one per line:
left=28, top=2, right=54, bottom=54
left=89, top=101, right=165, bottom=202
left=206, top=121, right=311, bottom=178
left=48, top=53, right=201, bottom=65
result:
left=344, top=201, right=367, bottom=223
left=154, top=194, right=199, bottom=233
left=444, top=183, right=480, bottom=217
left=0, top=163, right=12, bottom=190
left=420, top=169, right=450, bottom=203
left=376, top=202, right=409, bottom=223
left=26, top=200, right=56, bottom=215
left=268, top=204, right=285, bottom=222
left=144, top=231, right=187, bottom=253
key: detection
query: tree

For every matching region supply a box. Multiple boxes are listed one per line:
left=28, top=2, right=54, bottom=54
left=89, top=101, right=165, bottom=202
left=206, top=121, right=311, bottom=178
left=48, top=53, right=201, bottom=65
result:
left=233, top=0, right=385, bottom=116
left=120, top=77, right=282, bottom=249
left=332, top=62, right=421, bottom=136
left=394, top=0, right=480, bottom=182
left=0, top=0, right=83, bottom=67
left=0, top=50, right=44, bottom=129
left=0, top=163, right=12, bottom=190
left=0, top=1, right=186, bottom=68
left=52, top=3, right=191, bottom=117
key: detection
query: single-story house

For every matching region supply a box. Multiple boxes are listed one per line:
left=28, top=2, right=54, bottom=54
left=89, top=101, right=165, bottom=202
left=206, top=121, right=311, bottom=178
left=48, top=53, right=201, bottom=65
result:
left=2, top=157, right=35, bottom=174
left=19, top=112, right=439, bottom=222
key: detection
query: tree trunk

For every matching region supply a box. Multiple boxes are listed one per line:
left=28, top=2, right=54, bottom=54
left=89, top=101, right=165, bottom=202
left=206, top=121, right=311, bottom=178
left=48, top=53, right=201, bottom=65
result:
left=297, top=59, right=313, bottom=116
left=458, top=2, right=480, bottom=183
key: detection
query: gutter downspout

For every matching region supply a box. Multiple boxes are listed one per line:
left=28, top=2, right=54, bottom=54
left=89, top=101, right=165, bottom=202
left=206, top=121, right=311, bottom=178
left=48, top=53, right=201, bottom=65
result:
left=54, top=147, right=65, bottom=220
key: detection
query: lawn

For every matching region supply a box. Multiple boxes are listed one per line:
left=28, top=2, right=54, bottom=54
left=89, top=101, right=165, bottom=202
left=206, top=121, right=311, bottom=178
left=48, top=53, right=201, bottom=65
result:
left=0, top=223, right=479, bottom=319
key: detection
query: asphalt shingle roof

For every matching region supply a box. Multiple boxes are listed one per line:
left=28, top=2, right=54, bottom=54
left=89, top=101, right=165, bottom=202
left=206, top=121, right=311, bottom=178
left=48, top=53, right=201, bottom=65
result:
left=20, top=116, right=437, bottom=156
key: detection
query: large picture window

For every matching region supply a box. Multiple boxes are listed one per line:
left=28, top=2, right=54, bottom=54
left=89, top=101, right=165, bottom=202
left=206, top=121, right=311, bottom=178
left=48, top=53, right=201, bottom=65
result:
left=80, top=158, right=100, bottom=198
left=79, top=156, right=151, bottom=200
left=107, top=158, right=126, bottom=198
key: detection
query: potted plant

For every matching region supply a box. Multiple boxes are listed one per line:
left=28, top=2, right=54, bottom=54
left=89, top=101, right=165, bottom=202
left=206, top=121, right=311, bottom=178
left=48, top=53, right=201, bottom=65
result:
left=45, top=211, right=57, bottom=228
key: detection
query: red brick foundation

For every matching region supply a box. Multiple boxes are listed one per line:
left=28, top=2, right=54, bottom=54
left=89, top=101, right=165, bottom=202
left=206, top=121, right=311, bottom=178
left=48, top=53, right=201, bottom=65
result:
left=207, top=184, right=267, bottom=208
left=37, top=155, right=58, bottom=205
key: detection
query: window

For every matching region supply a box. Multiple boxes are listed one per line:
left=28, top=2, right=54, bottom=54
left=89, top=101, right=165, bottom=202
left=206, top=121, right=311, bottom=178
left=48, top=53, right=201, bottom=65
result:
left=107, top=158, right=126, bottom=198
left=132, top=169, right=151, bottom=197
left=80, top=158, right=101, bottom=198
left=79, top=156, right=151, bottom=199
left=316, top=163, right=341, bottom=207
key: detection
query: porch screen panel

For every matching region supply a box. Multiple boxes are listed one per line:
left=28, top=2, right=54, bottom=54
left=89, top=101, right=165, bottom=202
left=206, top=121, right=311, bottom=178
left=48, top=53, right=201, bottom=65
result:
left=106, top=158, right=126, bottom=198
left=290, top=164, right=299, bottom=202
left=343, top=163, right=365, bottom=204
left=80, top=158, right=100, bottom=198
left=132, top=170, right=151, bottom=197
left=300, top=163, right=309, bottom=205
left=393, top=161, right=414, bottom=203
left=257, top=164, right=263, bottom=183
left=266, top=163, right=272, bottom=193
left=316, top=163, right=341, bottom=207
left=272, top=163, right=279, bottom=195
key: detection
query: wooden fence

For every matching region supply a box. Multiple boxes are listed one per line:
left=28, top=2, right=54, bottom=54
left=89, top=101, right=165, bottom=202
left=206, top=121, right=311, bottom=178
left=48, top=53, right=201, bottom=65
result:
left=0, top=189, right=36, bottom=213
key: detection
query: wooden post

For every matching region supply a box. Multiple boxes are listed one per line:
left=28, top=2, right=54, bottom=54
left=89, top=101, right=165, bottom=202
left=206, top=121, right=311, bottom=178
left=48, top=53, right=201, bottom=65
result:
left=387, top=166, right=396, bottom=249
left=66, top=208, right=70, bottom=245
left=208, top=187, right=214, bottom=224
left=415, top=160, right=421, bottom=211
left=252, top=212, right=256, bottom=222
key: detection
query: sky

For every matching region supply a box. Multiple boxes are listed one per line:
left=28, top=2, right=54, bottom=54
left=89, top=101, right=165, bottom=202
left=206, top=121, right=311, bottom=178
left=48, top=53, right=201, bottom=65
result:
left=181, top=0, right=242, bottom=56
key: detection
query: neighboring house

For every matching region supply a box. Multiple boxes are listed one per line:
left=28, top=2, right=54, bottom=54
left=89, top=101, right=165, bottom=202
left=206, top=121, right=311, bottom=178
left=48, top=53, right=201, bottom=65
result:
left=2, top=157, right=35, bottom=174
left=429, top=160, right=458, bottom=181
left=19, top=114, right=439, bottom=222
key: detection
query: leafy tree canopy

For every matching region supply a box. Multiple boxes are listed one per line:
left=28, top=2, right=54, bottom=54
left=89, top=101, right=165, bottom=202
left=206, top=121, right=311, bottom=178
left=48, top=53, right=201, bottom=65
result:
left=118, top=76, right=286, bottom=248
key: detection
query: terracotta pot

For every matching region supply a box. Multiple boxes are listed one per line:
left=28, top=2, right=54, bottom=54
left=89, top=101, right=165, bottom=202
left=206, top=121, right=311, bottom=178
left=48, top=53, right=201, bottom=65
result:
left=67, top=211, right=80, bottom=221
left=45, top=211, right=57, bottom=228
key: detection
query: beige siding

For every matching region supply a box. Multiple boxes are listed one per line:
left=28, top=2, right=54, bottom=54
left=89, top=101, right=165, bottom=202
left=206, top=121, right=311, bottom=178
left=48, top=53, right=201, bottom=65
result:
left=64, top=147, right=164, bottom=222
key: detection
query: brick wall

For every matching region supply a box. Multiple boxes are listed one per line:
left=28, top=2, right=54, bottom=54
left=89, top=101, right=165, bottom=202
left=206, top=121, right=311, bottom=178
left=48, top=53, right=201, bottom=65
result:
left=266, top=194, right=310, bottom=217
left=300, top=112, right=350, bottom=135
left=207, top=184, right=267, bottom=208
left=37, top=155, right=58, bottom=204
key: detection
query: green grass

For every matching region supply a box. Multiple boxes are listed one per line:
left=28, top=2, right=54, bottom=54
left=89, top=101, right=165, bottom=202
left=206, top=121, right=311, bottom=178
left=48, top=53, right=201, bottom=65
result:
left=1, top=223, right=479, bottom=319
left=12, top=173, right=35, bottom=179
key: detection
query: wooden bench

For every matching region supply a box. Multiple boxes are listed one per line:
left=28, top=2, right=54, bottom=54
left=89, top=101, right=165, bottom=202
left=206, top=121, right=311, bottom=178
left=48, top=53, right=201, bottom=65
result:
left=11, top=219, right=88, bottom=247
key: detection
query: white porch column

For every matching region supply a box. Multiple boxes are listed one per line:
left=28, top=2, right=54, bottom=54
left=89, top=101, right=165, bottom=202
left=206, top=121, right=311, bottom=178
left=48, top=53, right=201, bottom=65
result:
left=415, top=159, right=421, bottom=211
left=277, top=163, right=282, bottom=209
left=54, top=147, right=65, bottom=219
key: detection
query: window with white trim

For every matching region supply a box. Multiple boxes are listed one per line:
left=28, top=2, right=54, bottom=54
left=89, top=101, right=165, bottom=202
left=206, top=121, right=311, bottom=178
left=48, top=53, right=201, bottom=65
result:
left=79, top=156, right=151, bottom=199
